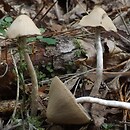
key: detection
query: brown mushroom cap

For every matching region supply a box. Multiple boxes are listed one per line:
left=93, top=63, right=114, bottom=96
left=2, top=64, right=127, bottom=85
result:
left=46, top=76, right=91, bottom=124
left=79, top=6, right=117, bottom=32
left=6, top=15, right=41, bottom=38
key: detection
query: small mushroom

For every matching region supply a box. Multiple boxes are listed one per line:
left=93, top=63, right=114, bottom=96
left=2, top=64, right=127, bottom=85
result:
left=46, top=76, right=91, bottom=124
left=7, top=15, right=41, bottom=38
left=6, top=15, right=41, bottom=116
left=79, top=6, right=117, bottom=32
left=79, top=6, right=117, bottom=96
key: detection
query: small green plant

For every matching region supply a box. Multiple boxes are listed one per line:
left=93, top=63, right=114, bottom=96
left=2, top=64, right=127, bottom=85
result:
left=35, top=63, right=54, bottom=82
left=74, top=50, right=83, bottom=57
left=26, top=37, right=37, bottom=43
left=73, top=38, right=81, bottom=48
left=27, top=36, right=57, bottom=45
left=46, top=62, right=54, bottom=73
left=102, top=123, right=113, bottom=130
left=35, top=66, right=46, bottom=82
left=18, top=60, right=27, bottom=72
left=38, top=37, right=56, bottom=45
left=66, top=61, right=76, bottom=73
left=27, top=116, right=44, bottom=130
left=26, top=27, right=57, bottom=45
left=7, top=116, right=45, bottom=130
left=73, top=38, right=86, bottom=57
left=0, top=16, right=13, bottom=37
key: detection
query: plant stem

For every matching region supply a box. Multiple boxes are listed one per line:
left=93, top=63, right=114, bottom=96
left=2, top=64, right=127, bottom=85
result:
left=20, top=38, right=38, bottom=116
left=11, top=49, right=20, bottom=118
left=90, top=28, right=103, bottom=97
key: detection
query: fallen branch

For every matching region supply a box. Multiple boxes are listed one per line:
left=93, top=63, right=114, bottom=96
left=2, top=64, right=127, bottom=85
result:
left=76, top=97, right=130, bottom=110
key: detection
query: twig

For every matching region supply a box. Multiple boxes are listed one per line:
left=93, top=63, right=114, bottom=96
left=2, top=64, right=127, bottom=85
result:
left=104, top=59, right=129, bottom=71
left=39, top=1, right=57, bottom=22
left=76, top=97, right=130, bottom=110
left=10, top=49, right=20, bottom=118
left=66, top=0, right=69, bottom=13
left=33, top=3, right=45, bottom=20
left=64, top=68, right=95, bottom=84
left=76, top=0, right=88, bottom=13
left=0, top=62, right=8, bottom=78
left=117, top=32, right=130, bottom=43
left=53, top=0, right=64, bottom=21
left=73, top=78, right=81, bottom=96
left=117, top=9, right=130, bottom=35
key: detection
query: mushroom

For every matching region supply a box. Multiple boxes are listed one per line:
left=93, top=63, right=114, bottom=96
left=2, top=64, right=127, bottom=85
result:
left=6, top=15, right=41, bottom=38
left=79, top=6, right=117, bottom=96
left=46, top=76, right=91, bottom=124
left=6, top=15, right=41, bottom=116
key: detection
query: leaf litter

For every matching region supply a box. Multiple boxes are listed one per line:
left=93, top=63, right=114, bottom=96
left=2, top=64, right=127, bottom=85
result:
left=0, top=0, right=130, bottom=130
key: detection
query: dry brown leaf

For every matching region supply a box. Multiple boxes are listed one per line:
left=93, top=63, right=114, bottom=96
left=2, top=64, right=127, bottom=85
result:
left=49, top=22, right=63, bottom=32
left=107, top=76, right=120, bottom=91
left=64, top=77, right=79, bottom=90
left=78, top=39, right=96, bottom=59
left=104, top=38, right=122, bottom=54
left=91, top=104, right=106, bottom=127
left=63, top=2, right=86, bottom=22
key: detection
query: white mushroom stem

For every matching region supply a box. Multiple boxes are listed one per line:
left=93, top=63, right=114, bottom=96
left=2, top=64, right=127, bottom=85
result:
left=20, top=38, right=38, bottom=116
left=90, top=28, right=103, bottom=96
left=76, top=97, right=130, bottom=110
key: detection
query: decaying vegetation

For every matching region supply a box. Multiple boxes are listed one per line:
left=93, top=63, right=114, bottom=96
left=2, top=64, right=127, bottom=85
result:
left=0, top=0, right=130, bottom=130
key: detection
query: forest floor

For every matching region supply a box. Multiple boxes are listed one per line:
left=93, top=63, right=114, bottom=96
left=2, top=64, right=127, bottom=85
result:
left=0, top=0, right=130, bottom=130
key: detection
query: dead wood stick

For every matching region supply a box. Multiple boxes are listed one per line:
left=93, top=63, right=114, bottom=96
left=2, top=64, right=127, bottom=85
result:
left=76, top=97, right=130, bottom=110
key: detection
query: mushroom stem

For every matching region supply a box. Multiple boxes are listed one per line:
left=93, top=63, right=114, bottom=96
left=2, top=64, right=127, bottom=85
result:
left=90, top=28, right=103, bottom=96
left=20, top=38, right=38, bottom=116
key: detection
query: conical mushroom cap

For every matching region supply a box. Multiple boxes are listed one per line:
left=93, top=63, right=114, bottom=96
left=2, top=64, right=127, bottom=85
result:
left=46, top=76, right=91, bottom=124
left=79, top=6, right=117, bottom=32
left=6, top=15, right=41, bottom=38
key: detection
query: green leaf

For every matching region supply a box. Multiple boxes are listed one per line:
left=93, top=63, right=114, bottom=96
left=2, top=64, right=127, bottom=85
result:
left=26, top=37, right=37, bottom=43
left=46, top=66, right=53, bottom=73
left=39, top=28, right=45, bottom=33
left=41, top=38, right=56, bottom=45
left=0, top=28, right=6, bottom=36
left=0, top=17, right=12, bottom=30
left=36, top=36, right=56, bottom=45
left=36, top=36, right=43, bottom=40
left=102, top=123, right=108, bottom=129
left=0, top=19, right=4, bottom=25
left=1, top=20, right=7, bottom=26
left=4, top=17, right=13, bottom=23
left=102, top=123, right=113, bottom=130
